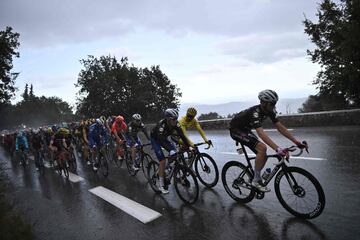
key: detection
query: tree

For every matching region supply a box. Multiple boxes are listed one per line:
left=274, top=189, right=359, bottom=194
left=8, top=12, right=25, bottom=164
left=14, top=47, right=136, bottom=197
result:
left=198, top=112, right=224, bottom=121
left=76, top=55, right=181, bottom=122
left=298, top=93, right=348, bottom=113
left=0, top=84, right=74, bottom=129
left=0, top=27, right=20, bottom=105
left=303, top=0, right=360, bottom=107
left=29, top=84, right=34, bottom=99
left=22, top=83, right=29, bottom=101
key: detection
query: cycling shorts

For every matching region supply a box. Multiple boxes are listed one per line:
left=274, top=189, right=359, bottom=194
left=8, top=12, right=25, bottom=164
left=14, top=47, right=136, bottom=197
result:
left=229, top=128, right=259, bottom=153
left=88, top=136, right=102, bottom=149
left=150, top=137, right=176, bottom=161
left=125, top=135, right=141, bottom=148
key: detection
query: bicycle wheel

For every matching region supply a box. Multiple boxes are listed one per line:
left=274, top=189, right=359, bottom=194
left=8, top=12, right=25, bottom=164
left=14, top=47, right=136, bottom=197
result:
left=194, top=152, right=219, bottom=188
left=174, top=165, right=199, bottom=204
left=68, top=152, right=77, bottom=173
left=147, top=161, right=161, bottom=193
left=221, top=161, right=255, bottom=203
left=274, top=166, right=325, bottom=219
left=125, top=151, right=136, bottom=176
left=141, top=153, right=153, bottom=180
left=100, top=155, right=109, bottom=178
left=39, top=155, right=45, bottom=176
left=62, top=163, right=69, bottom=179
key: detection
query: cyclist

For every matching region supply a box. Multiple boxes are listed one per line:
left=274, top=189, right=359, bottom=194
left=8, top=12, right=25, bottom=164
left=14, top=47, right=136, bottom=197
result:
left=229, top=89, right=307, bottom=192
left=50, top=127, right=72, bottom=169
left=15, top=130, right=29, bottom=165
left=111, top=115, right=127, bottom=161
left=81, top=120, right=92, bottom=165
left=124, top=113, right=150, bottom=171
left=177, top=107, right=212, bottom=148
left=32, top=129, right=45, bottom=171
left=88, top=118, right=109, bottom=171
left=150, top=108, right=191, bottom=194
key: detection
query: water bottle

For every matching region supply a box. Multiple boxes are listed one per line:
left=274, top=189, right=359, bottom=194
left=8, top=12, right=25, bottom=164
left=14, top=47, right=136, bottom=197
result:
left=262, top=168, right=271, bottom=181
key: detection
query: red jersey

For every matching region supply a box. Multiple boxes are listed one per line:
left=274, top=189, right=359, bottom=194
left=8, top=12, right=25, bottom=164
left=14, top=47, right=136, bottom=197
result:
left=111, top=121, right=127, bottom=135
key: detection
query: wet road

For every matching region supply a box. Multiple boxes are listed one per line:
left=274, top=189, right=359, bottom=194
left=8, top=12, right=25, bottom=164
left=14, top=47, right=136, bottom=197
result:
left=1, top=126, right=360, bottom=240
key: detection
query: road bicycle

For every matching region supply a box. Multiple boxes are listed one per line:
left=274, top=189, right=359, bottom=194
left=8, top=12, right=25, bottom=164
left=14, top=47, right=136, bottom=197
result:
left=92, top=143, right=110, bottom=178
left=124, top=143, right=154, bottom=179
left=180, top=142, right=219, bottom=188
left=221, top=141, right=325, bottom=219
left=147, top=151, right=199, bottom=204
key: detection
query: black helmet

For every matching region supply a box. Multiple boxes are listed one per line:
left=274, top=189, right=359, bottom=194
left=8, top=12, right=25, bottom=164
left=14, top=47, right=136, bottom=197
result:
left=164, top=108, right=178, bottom=119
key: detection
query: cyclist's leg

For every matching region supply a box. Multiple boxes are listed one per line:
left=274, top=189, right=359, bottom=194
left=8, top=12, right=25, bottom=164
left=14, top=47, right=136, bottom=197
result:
left=230, top=128, right=269, bottom=192
left=34, top=148, right=40, bottom=170
left=150, top=137, right=169, bottom=194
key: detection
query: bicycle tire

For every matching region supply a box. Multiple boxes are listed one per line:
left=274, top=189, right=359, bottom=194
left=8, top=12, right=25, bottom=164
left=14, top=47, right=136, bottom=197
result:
left=125, top=151, right=136, bottom=176
left=174, top=165, right=199, bottom=204
left=62, top=164, right=69, bottom=179
left=221, top=161, right=255, bottom=203
left=141, top=153, right=153, bottom=180
left=100, top=154, right=109, bottom=178
left=194, top=152, right=219, bottom=188
left=274, top=166, right=325, bottom=219
left=39, top=155, right=45, bottom=176
left=147, top=161, right=161, bottom=193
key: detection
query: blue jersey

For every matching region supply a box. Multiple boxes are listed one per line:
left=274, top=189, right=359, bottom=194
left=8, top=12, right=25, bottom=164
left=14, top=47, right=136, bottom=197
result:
left=16, top=135, right=29, bottom=151
left=88, top=123, right=109, bottom=144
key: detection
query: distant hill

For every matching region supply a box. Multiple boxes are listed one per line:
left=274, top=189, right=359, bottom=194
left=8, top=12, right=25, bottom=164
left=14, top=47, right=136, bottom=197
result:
left=179, top=98, right=307, bottom=117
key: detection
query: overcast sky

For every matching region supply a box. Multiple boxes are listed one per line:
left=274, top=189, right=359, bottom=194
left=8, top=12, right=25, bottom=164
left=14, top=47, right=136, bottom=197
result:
left=0, top=0, right=324, bottom=106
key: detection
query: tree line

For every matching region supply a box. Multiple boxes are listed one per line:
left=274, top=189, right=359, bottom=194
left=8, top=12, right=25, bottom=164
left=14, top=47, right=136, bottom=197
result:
left=1, top=0, right=360, bottom=127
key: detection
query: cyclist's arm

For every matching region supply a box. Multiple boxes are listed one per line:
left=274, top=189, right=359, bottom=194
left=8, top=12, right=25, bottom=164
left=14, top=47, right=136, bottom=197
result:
left=24, top=137, right=29, bottom=150
left=176, top=126, right=192, bottom=148
left=275, top=122, right=298, bottom=144
left=82, top=128, right=88, bottom=144
left=15, top=137, right=19, bottom=151
left=255, top=127, right=278, bottom=151
left=194, top=120, right=209, bottom=142
left=180, top=124, right=194, bottom=147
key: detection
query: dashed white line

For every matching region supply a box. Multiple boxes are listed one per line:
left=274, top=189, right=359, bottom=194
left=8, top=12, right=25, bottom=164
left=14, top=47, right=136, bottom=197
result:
left=68, top=172, right=85, bottom=182
left=89, top=186, right=162, bottom=224
left=220, top=152, right=327, bottom=161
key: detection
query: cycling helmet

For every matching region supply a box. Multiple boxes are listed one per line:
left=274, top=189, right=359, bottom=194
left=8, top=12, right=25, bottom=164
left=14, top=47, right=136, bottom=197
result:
left=96, top=118, right=104, bottom=126
left=258, top=89, right=279, bottom=104
left=115, top=115, right=124, bottom=123
left=164, top=108, right=179, bottom=119
left=132, top=114, right=142, bottom=121
left=186, top=107, right=197, bottom=117
left=100, top=116, right=107, bottom=123
left=59, top=127, right=70, bottom=135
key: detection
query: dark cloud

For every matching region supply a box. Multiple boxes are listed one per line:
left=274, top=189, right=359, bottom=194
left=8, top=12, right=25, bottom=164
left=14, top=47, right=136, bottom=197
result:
left=1, top=0, right=318, bottom=48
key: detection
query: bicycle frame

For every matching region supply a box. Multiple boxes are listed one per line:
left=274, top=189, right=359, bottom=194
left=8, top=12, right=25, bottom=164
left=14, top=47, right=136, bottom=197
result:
left=236, top=141, right=291, bottom=187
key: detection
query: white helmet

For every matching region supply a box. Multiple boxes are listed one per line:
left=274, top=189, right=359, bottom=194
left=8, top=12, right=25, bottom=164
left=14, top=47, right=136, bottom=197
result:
left=258, top=89, right=279, bottom=104
left=164, top=108, right=178, bottom=119
left=132, top=114, right=142, bottom=121
left=96, top=118, right=104, bottom=126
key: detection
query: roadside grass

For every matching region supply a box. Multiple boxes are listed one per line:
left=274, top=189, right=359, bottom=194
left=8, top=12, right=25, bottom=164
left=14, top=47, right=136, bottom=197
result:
left=0, top=161, right=34, bottom=240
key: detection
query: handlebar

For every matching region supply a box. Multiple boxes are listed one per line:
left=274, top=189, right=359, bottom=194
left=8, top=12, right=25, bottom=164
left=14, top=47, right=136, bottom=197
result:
left=194, top=141, right=213, bottom=150
left=285, top=141, right=309, bottom=157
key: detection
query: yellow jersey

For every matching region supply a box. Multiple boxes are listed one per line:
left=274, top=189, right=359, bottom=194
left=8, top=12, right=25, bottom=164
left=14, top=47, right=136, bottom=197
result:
left=178, top=116, right=208, bottom=146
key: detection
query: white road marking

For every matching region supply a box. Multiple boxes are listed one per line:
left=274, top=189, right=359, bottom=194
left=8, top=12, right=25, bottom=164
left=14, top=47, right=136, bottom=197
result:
left=89, top=186, right=162, bottom=224
left=68, top=172, right=85, bottom=182
left=257, top=129, right=294, bottom=132
left=220, top=152, right=327, bottom=161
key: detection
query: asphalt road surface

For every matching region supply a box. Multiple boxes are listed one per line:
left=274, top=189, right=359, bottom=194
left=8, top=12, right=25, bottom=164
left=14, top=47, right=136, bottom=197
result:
left=1, top=126, right=360, bottom=240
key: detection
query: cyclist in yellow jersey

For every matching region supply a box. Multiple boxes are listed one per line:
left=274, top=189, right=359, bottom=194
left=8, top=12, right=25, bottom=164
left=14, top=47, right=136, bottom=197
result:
left=177, top=107, right=212, bottom=148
